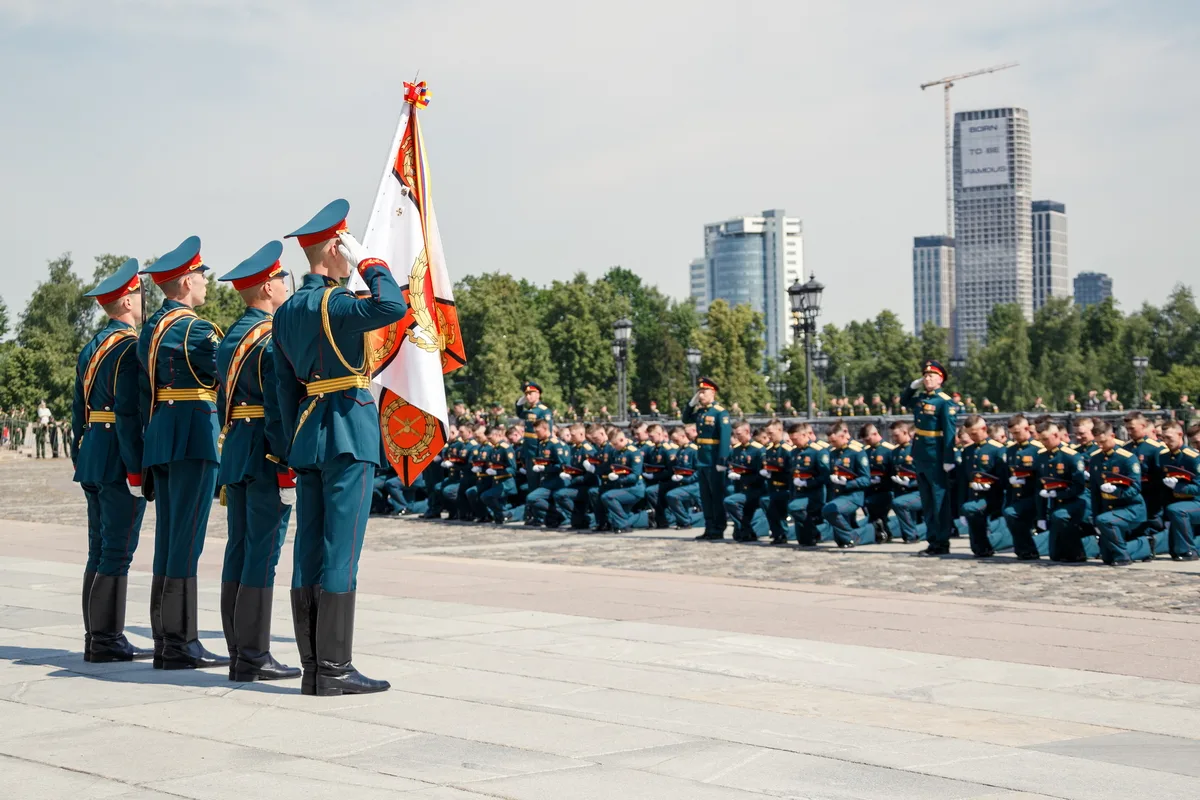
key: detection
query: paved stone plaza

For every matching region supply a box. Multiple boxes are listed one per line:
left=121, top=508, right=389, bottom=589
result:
left=4, top=456, right=1200, bottom=799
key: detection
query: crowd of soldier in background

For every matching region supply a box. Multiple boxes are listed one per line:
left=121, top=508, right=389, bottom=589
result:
left=371, top=381, right=1200, bottom=566
left=1, top=400, right=72, bottom=456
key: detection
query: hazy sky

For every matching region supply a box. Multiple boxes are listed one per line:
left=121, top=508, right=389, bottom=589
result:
left=2, top=1, right=1197, bottom=330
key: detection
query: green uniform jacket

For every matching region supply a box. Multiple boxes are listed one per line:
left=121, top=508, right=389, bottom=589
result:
left=900, top=386, right=958, bottom=469
left=682, top=401, right=731, bottom=467
left=72, top=320, right=142, bottom=483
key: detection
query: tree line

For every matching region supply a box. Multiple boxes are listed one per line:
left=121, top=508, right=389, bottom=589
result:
left=2, top=253, right=1197, bottom=419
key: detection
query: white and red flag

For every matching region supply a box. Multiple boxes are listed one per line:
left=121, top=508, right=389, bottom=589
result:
left=351, top=81, right=466, bottom=484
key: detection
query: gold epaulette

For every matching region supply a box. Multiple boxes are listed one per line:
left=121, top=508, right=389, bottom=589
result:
left=882, top=441, right=897, bottom=450
left=1115, top=448, right=1133, bottom=457
left=847, top=441, right=864, bottom=451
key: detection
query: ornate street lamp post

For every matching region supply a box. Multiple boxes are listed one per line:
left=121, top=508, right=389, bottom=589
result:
left=685, top=346, right=702, bottom=390
left=612, top=318, right=634, bottom=423
left=1132, top=355, right=1149, bottom=408
left=788, top=276, right=825, bottom=420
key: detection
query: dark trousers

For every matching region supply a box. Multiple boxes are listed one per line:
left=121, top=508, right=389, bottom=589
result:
left=293, top=456, right=373, bottom=592
left=697, top=466, right=726, bottom=536
left=151, top=459, right=218, bottom=578
left=222, top=476, right=290, bottom=588
left=1003, top=497, right=1039, bottom=558
left=916, top=466, right=951, bottom=547
left=83, top=481, right=146, bottom=576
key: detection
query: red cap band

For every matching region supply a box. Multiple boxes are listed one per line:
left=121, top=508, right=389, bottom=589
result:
left=150, top=253, right=205, bottom=285
left=295, top=221, right=348, bottom=249
left=95, top=275, right=141, bottom=306
left=231, top=262, right=283, bottom=291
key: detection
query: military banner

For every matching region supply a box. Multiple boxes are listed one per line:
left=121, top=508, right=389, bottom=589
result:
left=351, top=81, right=466, bottom=484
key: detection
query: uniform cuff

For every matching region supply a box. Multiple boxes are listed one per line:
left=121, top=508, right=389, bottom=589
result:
left=357, top=258, right=389, bottom=276
left=127, top=472, right=141, bottom=487
left=277, top=469, right=297, bottom=489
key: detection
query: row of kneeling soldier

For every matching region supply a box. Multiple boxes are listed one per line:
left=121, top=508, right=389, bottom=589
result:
left=71, top=198, right=406, bottom=696
left=414, top=373, right=1200, bottom=566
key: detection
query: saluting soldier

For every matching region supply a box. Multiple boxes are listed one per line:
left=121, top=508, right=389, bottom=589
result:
left=72, top=259, right=151, bottom=662
left=214, top=243, right=299, bottom=682
left=138, top=237, right=228, bottom=671
left=683, top=377, right=731, bottom=541
left=274, top=199, right=408, bottom=696
left=900, top=360, right=958, bottom=556
left=1160, top=419, right=1200, bottom=560
left=1089, top=419, right=1146, bottom=566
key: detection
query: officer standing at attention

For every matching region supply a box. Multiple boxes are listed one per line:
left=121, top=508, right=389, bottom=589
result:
left=72, top=259, right=151, bottom=663
left=683, top=377, right=731, bottom=541
left=274, top=199, right=408, bottom=696
left=214, top=242, right=300, bottom=682
left=1034, top=418, right=1090, bottom=563
left=516, top=381, right=552, bottom=476
left=1089, top=419, right=1146, bottom=566
left=958, top=415, right=1008, bottom=558
left=822, top=422, right=872, bottom=548
left=1003, top=414, right=1047, bottom=560
left=1158, top=419, right=1200, bottom=560
left=138, top=236, right=228, bottom=671
left=900, top=360, right=958, bottom=556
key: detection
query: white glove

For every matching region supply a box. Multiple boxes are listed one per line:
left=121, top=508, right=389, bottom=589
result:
left=583, top=460, right=595, bottom=474
left=910, top=378, right=923, bottom=390
left=471, top=466, right=482, bottom=474
left=519, top=467, right=526, bottom=475
left=1039, top=489, right=1057, bottom=499
left=486, top=468, right=496, bottom=476
left=1037, top=519, right=1048, bottom=531
left=943, top=463, right=955, bottom=473
left=730, top=472, right=742, bottom=481
left=689, top=392, right=700, bottom=407
left=516, top=397, right=527, bottom=408
left=794, top=477, right=807, bottom=487
left=433, top=455, right=442, bottom=463
left=671, top=474, right=683, bottom=482
left=532, top=464, right=545, bottom=473
left=1163, top=476, right=1179, bottom=489
left=759, top=469, right=770, bottom=478
left=1009, top=476, right=1025, bottom=487
left=968, top=482, right=981, bottom=492
left=279, top=487, right=296, bottom=506
left=128, top=481, right=143, bottom=498
left=1100, top=482, right=1117, bottom=494
left=337, top=232, right=371, bottom=267
left=607, top=472, right=619, bottom=481
left=890, top=475, right=908, bottom=487
left=715, top=465, right=726, bottom=473
left=957, top=515, right=967, bottom=526
left=870, top=476, right=881, bottom=484
left=830, top=474, right=847, bottom=486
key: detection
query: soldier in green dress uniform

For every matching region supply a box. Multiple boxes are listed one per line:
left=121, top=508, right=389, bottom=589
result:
left=138, top=237, right=229, bottom=671
left=72, top=259, right=151, bottom=662
left=274, top=199, right=408, bottom=695
left=214, top=242, right=300, bottom=682
left=900, top=361, right=959, bottom=555
left=683, top=377, right=731, bottom=541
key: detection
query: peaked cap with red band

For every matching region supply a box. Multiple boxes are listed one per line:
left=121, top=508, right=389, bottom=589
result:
left=922, top=359, right=947, bottom=380
left=218, top=240, right=288, bottom=290
left=84, top=258, right=141, bottom=305
left=141, top=235, right=209, bottom=285
left=698, top=377, right=720, bottom=393
left=285, top=198, right=350, bottom=249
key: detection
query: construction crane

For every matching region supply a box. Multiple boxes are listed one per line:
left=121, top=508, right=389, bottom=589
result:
left=921, top=62, right=1018, bottom=237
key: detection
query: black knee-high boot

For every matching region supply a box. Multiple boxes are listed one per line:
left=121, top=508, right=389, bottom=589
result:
left=82, top=570, right=97, bottom=662
left=290, top=586, right=319, bottom=696
left=220, top=581, right=239, bottom=677
left=314, top=590, right=390, bottom=697
left=88, top=575, right=152, bottom=662
left=230, top=586, right=299, bottom=682
left=150, top=574, right=165, bottom=669
left=159, top=577, right=230, bottom=670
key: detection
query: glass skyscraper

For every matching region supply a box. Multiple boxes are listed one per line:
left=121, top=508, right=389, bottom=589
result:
left=1032, top=200, right=1068, bottom=310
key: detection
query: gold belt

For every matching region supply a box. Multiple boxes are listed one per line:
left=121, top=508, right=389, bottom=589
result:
left=305, top=375, right=371, bottom=396
left=87, top=410, right=116, bottom=423
left=157, top=388, right=217, bottom=403
left=914, top=429, right=943, bottom=437
left=230, top=405, right=265, bottom=420
left=697, top=437, right=718, bottom=445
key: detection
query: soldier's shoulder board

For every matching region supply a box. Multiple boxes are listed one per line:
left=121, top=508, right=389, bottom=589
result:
left=781, top=443, right=794, bottom=451
left=937, top=391, right=952, bottom=401
left=664, top=443, right=678, bottom=450
left=813, top=441, right=829, bottom=450
left=881, top=441, right=897, bottom=450
left=847, top=441, right=864, bottom=451
left=626, top=445, right=638, bottom=452
left=687, top=443, right=699, bottom=450
left=1060, top=444, right=1077, bottom=455
left=537, top=403, right=547, bottom=410
left=749, top=441, right=764, bottom=449
left=1184, top=447, right=1199, bottom=457
left=987, top=439, right=1003, bottom=447
left=1115, top=447, right=1133, bottom=457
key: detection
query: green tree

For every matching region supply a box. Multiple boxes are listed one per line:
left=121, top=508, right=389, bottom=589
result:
left=537, top=273, right=618, bottom=411
left=919, top=322, right=950, bottom=367
left=197, top=274, right=245, bottom=333
left=15, top=254, right=94, bottom=417
left=453, top=273, right=557, bottom=410
left=1029, top=297, right=1087, bottom=405
left=695, top=300, right=769, bottom=412
left=0, top=296, right=9, bottom=340
left=974, top=304, right=1035, bottom=411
